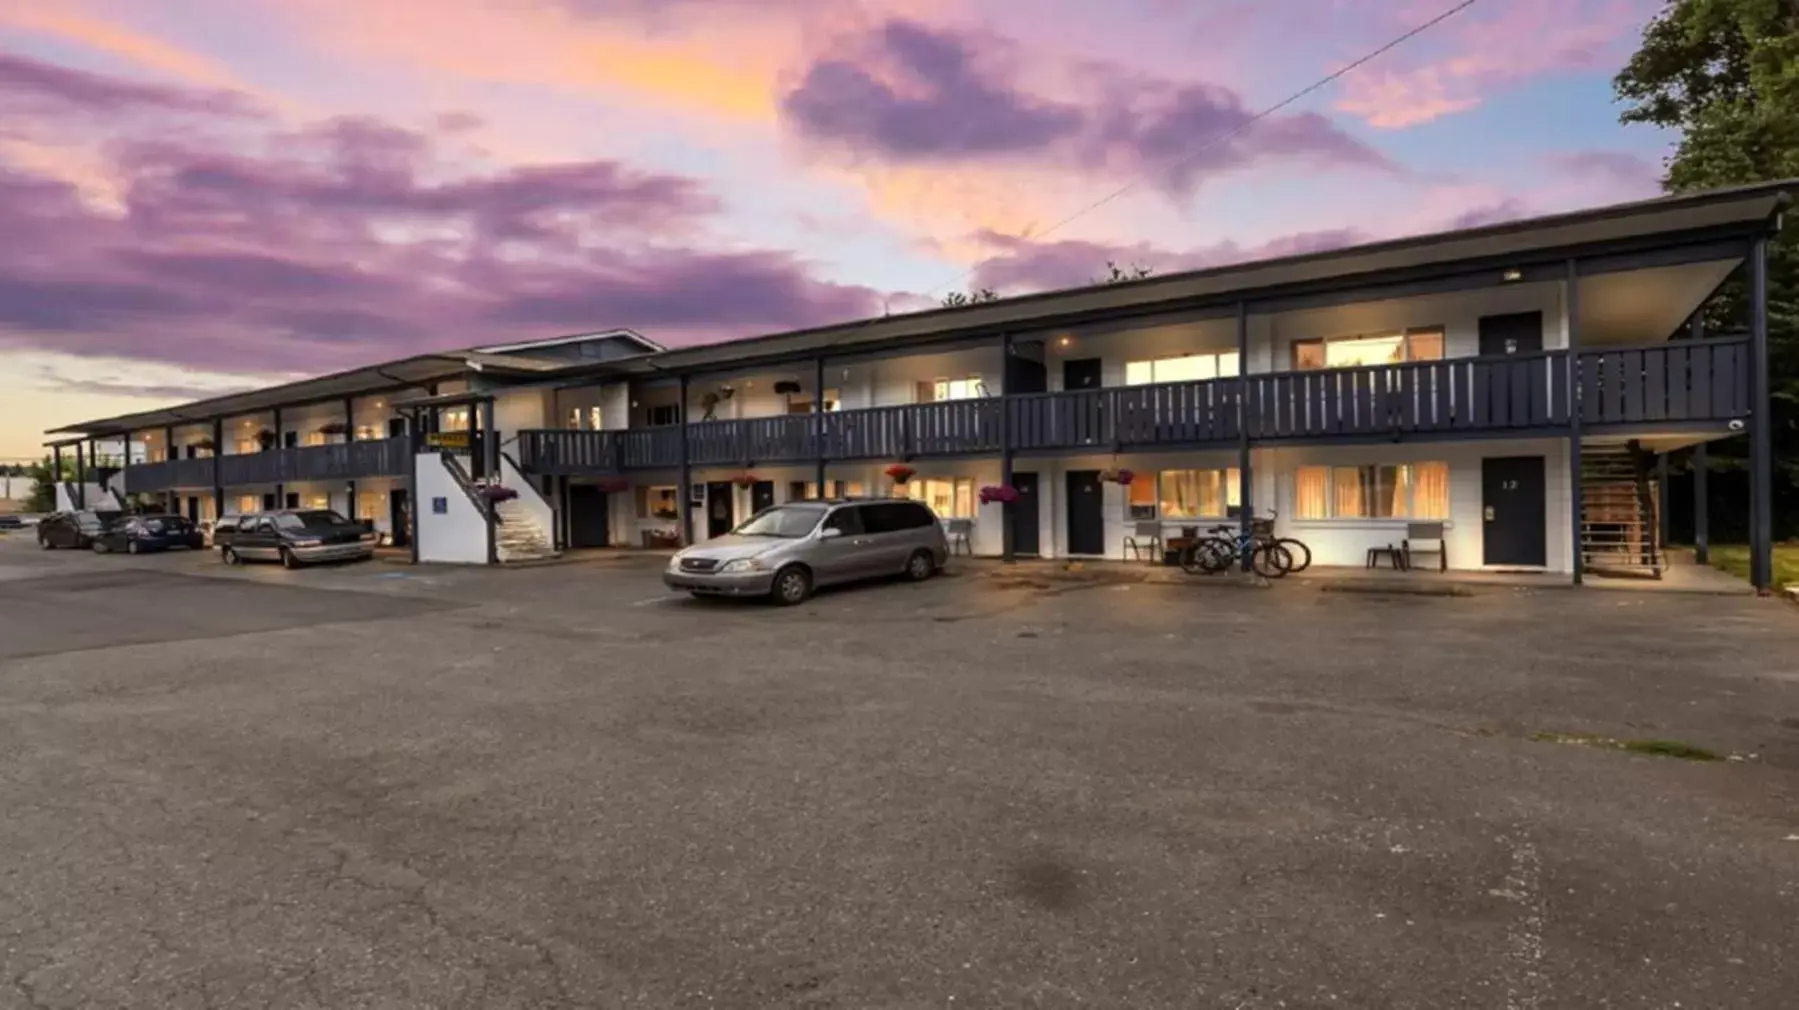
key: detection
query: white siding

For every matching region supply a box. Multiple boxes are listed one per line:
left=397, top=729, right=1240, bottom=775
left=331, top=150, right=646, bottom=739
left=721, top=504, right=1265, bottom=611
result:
left=1264, top=282, right=1568, bottom=368
left=414, top=454, right=489, bottom=564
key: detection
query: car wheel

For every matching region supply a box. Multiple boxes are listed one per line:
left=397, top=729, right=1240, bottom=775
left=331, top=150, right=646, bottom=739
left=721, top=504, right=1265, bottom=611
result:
left=126, top=540, right=139, bottom=555
left=279, top=547, right=301, bottom=570
left=38, top=537, right=51, bottom=550
left=904, top=549, right=935, bottom=582
left=770, top=565, right=811, bottom=606
left=91, top=540, right=109, bottom=554
left=221, top=546, right=240, bottom=565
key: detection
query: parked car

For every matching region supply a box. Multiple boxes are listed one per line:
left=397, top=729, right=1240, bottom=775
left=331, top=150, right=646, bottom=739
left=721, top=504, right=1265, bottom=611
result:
left=202, top=515, right=244, bottom=549
left=0, top=515, right=22, bottom=531
left=91, top=514, right=204, bottom=554
left=664, top=498, right=948, bottom=605
left=36, top=510, right=116, bottom=550
left=219, top=509, right=378, bottom=568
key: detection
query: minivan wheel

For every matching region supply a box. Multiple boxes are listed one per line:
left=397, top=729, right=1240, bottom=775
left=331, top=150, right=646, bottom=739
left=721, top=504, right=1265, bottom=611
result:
left=904, top=549, right=935, bottom=582
left=221, top=546, right=240, bottom=565
left=279, top=547, right=301, bottom=570
left=91, top=540, right=109, bottom=554
left=771, top=565, right=811, bottom=606
left=38, top=537, right=51, bottom=550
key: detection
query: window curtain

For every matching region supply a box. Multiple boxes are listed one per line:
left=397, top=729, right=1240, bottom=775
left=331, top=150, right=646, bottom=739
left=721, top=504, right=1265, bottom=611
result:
left=1413, top=461, right=1450, bottom=519
left=1333, top=467, right=1366, bottom=518
left=1295, top=467, right=1329, bottom=519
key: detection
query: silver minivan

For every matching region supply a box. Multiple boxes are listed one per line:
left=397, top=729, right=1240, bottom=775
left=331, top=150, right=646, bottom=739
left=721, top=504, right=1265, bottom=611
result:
left=664, top=498, right=950, bottom=605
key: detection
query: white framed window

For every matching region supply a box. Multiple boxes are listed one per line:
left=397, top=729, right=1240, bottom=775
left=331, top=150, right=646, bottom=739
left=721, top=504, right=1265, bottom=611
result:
left=787, top=389, right=841, bottom=414
left=1292, top=328, right=1446, bottom=370
left=1146, top=468, right=1242, bottom=519
left=566, top=406, right=604, bottom=430
left=923, top=376, right=984, bottom=402
left=639, top=485, right=680, bottom=521
left=302, top=493, right=330, bottom=510
left=903, top=477, right=975, bottom=518
left=355, top=494, right=382, bottom=522
left=1294, top=462, right=1450, bottom=519
left=439, top=407, right=471, bottom=432
left=1124, top=352, right=1240, bottom=385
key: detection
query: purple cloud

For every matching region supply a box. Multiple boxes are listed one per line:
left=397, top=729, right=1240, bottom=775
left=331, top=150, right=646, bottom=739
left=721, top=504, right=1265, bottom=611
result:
left=0, top=52, right=261, bottom=120
left=1445, top=199, right=1528, bottom=231
left=781, top=19, right=1392, bottom=194
left=0, top=57, right=885, bottom=376
left=1552, top=150, right=1662, bottom=195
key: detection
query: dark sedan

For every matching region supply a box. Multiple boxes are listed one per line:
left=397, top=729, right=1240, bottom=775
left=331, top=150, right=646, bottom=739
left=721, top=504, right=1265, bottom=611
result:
left=220, top=509, right=377, bottom=568
left=36, top=510, right=115, bottom=550
left=92, top=514, right=204, bottom=554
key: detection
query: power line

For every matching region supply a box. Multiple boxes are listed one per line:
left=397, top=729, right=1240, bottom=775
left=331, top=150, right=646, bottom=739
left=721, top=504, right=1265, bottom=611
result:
left=926, top=0, right=1481, bottom=298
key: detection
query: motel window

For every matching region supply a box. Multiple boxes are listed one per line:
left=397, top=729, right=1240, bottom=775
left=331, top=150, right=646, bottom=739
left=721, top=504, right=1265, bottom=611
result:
left=354, top=425, right=381, bottom=441
left=920, top=376, right=984, bottom=402
left=639, top=485, right=680, bottom=521
left=646, top=405, right=680, bottom=428
left=303, top=493, right=330, bottom=511
left=236, top=495, right=259, bottom=515
left=1292, top=327, right=1446, bottom=370
left=567, top=406, right=604, bottom=430
left=1124, top=352, right=1240, bottom=386
left=789, top=480, right=865, bottom=501
left=903, top=477, right=975, bottom=518
left=356, top=494, right=382, bottom=522
left=1293, top=463, right=1450, bottom=520
left=303, top=431, right=328, bottom=447
left=787, top=390, right=841, bottom=414
left=439, top=407, right=471, bottom=432
left=1156, top=469, right=1242, bottom=519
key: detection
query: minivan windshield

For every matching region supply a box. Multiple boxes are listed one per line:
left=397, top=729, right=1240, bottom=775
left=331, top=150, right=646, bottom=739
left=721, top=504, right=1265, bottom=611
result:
left=276, top=510, right=359, bottom=531
left=732, top=505, right=825, bottom=539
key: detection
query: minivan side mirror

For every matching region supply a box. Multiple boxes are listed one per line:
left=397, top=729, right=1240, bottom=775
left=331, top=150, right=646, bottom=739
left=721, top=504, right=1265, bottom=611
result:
left=817, top=526, right=843, bottom=540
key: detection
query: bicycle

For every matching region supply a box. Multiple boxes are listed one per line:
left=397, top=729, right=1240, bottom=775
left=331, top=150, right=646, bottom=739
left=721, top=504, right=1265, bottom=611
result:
left=1258, top=510, right=1311, bottom=573
left=1180, top=521, right=1293, bottom=578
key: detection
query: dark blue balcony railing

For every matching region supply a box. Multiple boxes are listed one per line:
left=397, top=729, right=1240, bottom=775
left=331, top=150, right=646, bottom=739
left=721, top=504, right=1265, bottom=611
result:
left=124, top=436, right=412, bottom=491
left=503, top=338, right=1758, bottom=476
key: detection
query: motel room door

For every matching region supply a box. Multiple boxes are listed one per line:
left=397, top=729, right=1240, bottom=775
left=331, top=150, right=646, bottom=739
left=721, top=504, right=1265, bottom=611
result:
left=706, top=482, right=735, bottom=538
left=1065, top=470, right=1106, bottom=556
left=566, top=484, right=609, bottom=549
left=1481, top=456, right=1547, bottom=566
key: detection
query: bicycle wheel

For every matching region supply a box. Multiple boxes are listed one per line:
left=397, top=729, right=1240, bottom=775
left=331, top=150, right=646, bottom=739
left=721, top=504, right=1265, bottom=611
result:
left=1275, top=537, right=1312, bottom=573
left=1252, top=542, right=1293, bottom=579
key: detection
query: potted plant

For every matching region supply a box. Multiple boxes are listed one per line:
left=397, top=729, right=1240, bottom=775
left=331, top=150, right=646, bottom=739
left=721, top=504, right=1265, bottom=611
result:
left=1098, top=468, right=1136, bottom=485
left=978, top=484, right=1020, bottom=505
left=255, top=429, right=276, bottom=452
left=884, top=464, right=915, bottom=486
left=316, top=421, right=349, bottom=438
left=477, top=484, right=519, bottom=503
left=773, top=380, right=803, bottom=396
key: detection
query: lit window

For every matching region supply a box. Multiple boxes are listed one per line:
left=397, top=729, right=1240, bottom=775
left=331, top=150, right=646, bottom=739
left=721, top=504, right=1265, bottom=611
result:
left=304, top=493, right=330, bottom=510
left=640, top=485, right=679, bottom=520
left=787, top=390, right=840, bottom=414
left=1292, top=328, right=1446, bottom=370
left=903, top=477, right=975, bottom=518
left=356, top=494, right=382, bottom=521
left=565, top=406, right=604, bottom=430
left=926, top=377, right=984, bottom=401
left=440, top=408, right=470, bottom=432
left=1294, top=463, right=1449, bottom=519
left=1156, top=469, right=1241, bottom=519
left=1125, top=352, right=1239, bottom=385
left=1127, top=476, right=1158, bottom=519
left=236, top=495, right=259, bottom=515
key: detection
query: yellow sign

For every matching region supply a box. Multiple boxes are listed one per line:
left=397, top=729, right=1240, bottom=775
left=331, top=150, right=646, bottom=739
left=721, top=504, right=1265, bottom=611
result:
left=426, top=431, right=471, bottom=449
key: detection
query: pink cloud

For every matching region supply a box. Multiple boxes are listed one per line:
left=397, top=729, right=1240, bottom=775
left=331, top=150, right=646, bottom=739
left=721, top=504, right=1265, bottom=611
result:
left=0, top=53, right=885, bottom=375
left=781, top=18, right=1395, bottom=196
left=1335, top=0, right=1654, bottom=129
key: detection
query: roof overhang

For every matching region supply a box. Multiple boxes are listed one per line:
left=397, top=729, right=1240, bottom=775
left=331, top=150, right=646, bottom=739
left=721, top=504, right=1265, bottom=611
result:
left=47, top=353, right=470, bottom=437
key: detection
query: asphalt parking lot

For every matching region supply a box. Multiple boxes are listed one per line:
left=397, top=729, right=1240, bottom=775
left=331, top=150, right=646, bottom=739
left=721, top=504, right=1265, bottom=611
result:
left=1, top=533, right=1796, bottom=1008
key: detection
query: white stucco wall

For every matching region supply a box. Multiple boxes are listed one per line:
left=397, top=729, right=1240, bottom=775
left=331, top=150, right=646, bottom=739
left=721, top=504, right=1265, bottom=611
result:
left=414, top=454, right=490, bottom=564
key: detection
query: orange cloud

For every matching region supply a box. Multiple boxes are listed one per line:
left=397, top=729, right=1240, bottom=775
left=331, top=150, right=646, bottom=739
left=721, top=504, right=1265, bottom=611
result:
left=0, top=5, right=243, bottom=91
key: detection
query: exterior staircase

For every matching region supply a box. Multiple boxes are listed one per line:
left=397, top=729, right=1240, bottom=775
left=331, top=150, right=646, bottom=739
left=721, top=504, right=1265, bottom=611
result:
left=492, top=491, right=559, bottom=563
left=1580, top=440, right=1662, bottom=579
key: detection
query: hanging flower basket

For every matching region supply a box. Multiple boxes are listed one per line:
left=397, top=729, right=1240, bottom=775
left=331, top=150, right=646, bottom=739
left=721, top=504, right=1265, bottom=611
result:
left=255, top=429, right=276, bottom=451
left=1114, top=468, right=1135, bottom=485
left=1099, top=468, right=1136, bottom=485
left=884, top=464, right=915, bottom=485
left=477, top=484, right=519, bottom=503
left=595, top=477, right=629, bottom=494
left=316, top=421, right=350, bottom=436
left=731, top=473, right=759, bottom=488
left=773, top=380, right=803, bottom=396
left=978, top=484, right=1020, bottom=505
left=193, top=438, right=216, bottom=451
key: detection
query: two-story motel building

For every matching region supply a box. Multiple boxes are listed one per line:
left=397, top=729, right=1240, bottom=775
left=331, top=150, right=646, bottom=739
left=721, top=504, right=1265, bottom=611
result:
left=45, top=182, right=1789, bottom=590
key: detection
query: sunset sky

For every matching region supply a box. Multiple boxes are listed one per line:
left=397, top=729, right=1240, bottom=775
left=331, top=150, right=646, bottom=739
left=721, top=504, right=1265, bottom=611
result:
left=0, top=0, right=1674, bottom=459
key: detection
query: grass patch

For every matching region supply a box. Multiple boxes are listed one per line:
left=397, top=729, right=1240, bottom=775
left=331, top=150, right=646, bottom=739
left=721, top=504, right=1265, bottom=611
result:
left=1530, top=731, right=1722, bottom=761
left=1703, top=542, right=1799, bottom=591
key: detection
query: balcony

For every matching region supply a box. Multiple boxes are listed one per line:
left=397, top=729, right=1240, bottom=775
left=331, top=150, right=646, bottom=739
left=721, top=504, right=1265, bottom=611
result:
left=122, top=436, right=412, bottom=491
left=510, top=339, right=1752, bottom=475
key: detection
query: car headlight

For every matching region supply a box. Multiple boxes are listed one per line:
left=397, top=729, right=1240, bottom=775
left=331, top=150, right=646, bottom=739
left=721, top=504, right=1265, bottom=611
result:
left=667, top=554, right=686, bottom=570
left=718, top=558, right=761, bottom=573
left=293, top=538, right=322, bottom=548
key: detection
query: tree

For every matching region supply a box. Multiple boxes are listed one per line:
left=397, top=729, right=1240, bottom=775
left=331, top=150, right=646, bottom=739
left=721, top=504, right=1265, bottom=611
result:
left=941, top=288, right=999, bottom=307
left=1097, top=260, right=1155, bottom=284
left=23, top=456, right=71, bottom=513
left=1614, top=0, right=1799, bottom=531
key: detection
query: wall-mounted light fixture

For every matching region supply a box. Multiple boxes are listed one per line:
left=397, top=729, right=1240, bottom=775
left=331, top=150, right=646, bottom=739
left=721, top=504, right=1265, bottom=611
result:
left=1502, top=268, right=1523, bottom=282
left=1058, top=336, right=1072, bottom=348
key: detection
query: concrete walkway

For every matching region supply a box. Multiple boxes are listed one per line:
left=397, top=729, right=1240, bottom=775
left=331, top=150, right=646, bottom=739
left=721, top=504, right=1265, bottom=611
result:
left=960, top=555, right=1757, bottom=596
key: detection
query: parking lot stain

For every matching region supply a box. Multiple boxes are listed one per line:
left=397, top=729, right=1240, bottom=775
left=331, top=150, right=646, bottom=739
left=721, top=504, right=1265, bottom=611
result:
left=1011, top=855, right=1086, bottom=912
